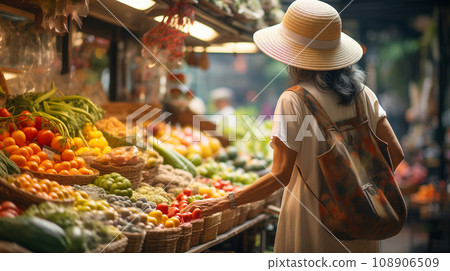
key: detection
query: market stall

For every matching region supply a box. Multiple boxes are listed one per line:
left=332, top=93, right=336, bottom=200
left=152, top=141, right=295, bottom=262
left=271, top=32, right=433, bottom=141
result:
left=0, top=0, right=285, bottom=253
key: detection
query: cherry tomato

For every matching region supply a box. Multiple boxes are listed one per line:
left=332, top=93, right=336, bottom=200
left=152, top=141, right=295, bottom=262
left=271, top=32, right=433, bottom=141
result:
left=179, top=202, right=188, bottom=210
left=214, top=182, right=223, bottom=189
left=192, top=208, right=202, bottom=219
left=181, top=212, right=193, bottom=222
left=167, top=207, right=180, bottom=218
left=156, top=203, right=169, bottom=215
left=0, top=108, right=11, bottom=118
left=34, top=116, right=42, bottom=130
left=37, top=129, right=55, bottom=146
left=170, top=201, right=179, bottom=208
left=183, top=187, right=192, bottom=197
left=22, top=127, right=38, bottom=142
left=176, top=193, right=188, bottom=202
left=17, top=110, right=35, bottom=128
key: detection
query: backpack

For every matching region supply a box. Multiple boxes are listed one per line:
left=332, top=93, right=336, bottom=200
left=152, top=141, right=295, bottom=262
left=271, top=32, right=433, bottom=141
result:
left=289, top=86, right=407, bottom=240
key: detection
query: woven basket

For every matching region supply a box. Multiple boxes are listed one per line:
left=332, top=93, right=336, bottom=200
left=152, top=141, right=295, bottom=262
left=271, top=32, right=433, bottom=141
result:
left=218, top=209, right=236, bottom=234
left=0, top=241, right=31, bottom=253
left=238, top=204, right=250, bottom=225
left=91, top=235, right=128, bottom=253
left=232, top=207, right=241, bottom=227
left=20, top=167, right=99, bottom=186
left=89, top=160, right=145, bottom=184
left=199, top=224, right=219, bottom=244
left=176, top=223, right=193, bottom=252
left=248, top=200, right=265, bottom=219
left=0, top=177, right=74, bottom=210
left=141, top=156, right=163, bottom=186
left=123, top=231, right=146, bottom=253
left=142, top=227, right=181, bottom=253
left=189, top=219, right=204, bottom=248
left=203, top=212, right=222, bottom=228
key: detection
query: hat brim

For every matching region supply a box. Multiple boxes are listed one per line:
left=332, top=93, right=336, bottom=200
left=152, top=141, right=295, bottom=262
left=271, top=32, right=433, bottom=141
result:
left=253, top=24, right=363, bottom=71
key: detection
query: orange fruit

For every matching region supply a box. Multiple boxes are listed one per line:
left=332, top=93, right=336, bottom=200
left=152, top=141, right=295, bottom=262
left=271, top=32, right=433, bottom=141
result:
left=3, top=137, right=16, bottom=147
left=61, top=149, right=75, bottom=161
left=12, top=147, right=31, bottom=160
left=28, top=143, right=41, bottom=154
left=25, top=187, right=38, bottom=195
left=22, top=166, right=30, bottom=170
left=60, top=161, right=71, bottom=171
left=9, top=154, right=27, bottom=167
left=4, top=145, right=19, bottom=155
left=0, top=131, right=9, bottom=141
left=23, top=146, right=34, bottom=157
left=39, top=179, right=52, bottom=192
left=32, top=183, right=42, bottom=193
left=37, top=167, right=46, bottom=173
left=53, top=163, right=62, bottom=172
left=73, top=157, right=85, bottom=169
left=26, top=161, right=39, bottom=171
left=69, top=168, right=80, bottom=175
left=78, top=167, right=93, bottom=175
left=11, top=131, right=26, bottom=147
left=0, top=141, right=4, bottom=149
left=53, top=154, right=61, bottom=163
left=29, top=155, right=41, bottom=164
left=50, top=136, right=65, bottom=152
left=48, top=192, right=58, bottom=199
left=36, top=151, right=48, bottom=161
left=39, top=183, right=49, bottom=194
left=69, top=160, right=78, bottom=169
left=40, top=160, right=53, bottom=170
left=50, top=181, right=60, bottom=189
left=59, top=170, right=70, bottom=176
left=46, top=168, right=57, bottom=174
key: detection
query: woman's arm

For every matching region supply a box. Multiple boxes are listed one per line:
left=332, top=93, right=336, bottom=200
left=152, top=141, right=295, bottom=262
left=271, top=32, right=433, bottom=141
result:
left=376, top=117, right=404, bottom=170
left=181, top=137, right=298, bottom=216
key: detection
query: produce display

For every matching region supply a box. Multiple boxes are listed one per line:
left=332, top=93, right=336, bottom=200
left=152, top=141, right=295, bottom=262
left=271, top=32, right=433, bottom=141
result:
left=0, top=85, right=272, bottom=253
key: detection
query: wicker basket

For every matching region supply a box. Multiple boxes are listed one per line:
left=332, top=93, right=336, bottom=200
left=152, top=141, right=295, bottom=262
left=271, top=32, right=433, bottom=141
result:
left=0, top=241, right=31, bottom=253
left=203, top=212, right=222, bottom=228
left=199, top=213, right=222, bottom=244
left=142, top=227, right=181, bottom=253
left=176, top=223, right=193, bottom=252
left=189, top=219, right=204, bottom=248
left=238, top=204, right=250, bottom=225
left=247, top=200, right=265, bottom=219
left=89, top=160, right=145, bottom=185
left=218, top=209, right=236, bottom=234
left=141, top=156, right=163, bottom=186
left=232, top=207, right=241, bottom=227
left=0, top=177, right=74, bottom=210
left=91, top=235, right=128, bottom=253
left=20, top=167, right=99, bottom=186
left=123, top=231, right=146, bottom=253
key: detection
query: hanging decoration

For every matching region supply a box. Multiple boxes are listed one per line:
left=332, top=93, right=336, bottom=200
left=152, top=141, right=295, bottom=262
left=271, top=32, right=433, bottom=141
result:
left=141, top=0, right=195, bottom=68
left=32, top=0, right=90, bottom=34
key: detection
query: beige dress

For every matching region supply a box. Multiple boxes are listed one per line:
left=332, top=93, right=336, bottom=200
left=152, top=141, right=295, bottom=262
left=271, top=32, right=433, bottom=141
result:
left=271, top=81, right=386, bottom=253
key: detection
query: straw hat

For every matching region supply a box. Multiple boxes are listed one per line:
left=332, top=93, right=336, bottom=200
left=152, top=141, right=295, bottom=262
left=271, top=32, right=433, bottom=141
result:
left=253, top=0, right=362, bottom=71
left=210, top=87, right=234, bottom=101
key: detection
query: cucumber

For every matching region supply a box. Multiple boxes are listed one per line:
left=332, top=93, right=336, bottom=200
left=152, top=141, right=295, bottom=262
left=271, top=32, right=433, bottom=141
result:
left=0, top=216, right=72, bottom=253
left=173, top=150, right=198, bottom=177
left=150, top=138, right=197, bottom=177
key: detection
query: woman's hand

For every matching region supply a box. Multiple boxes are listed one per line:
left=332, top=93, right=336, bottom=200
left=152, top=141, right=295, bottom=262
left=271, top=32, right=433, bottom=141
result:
left=181, top=196, right=229, bottom=217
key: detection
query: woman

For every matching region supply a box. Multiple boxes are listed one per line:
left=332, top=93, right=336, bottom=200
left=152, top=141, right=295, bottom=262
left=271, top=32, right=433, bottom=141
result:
left=182, top=0, right=404, bottom=253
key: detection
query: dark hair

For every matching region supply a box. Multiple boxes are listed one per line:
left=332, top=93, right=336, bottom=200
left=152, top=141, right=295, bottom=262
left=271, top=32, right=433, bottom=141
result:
left=288, top=65, right=366, bottom=105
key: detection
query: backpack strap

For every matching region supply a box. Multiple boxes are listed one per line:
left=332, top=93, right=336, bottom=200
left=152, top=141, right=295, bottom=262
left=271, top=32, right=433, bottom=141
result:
left=287, top=86, right=333, bottom=144
left=355, top=87, right=368, bottom=122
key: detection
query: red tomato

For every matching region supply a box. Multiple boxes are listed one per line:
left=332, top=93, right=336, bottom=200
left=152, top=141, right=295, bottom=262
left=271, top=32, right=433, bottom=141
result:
left=0, top=108, right=11, bottom=118
left=176, top=193, right=188, bottom=202
left=0, top=201, right=18, bottom=210
left=167, top=207, right=180, bottom=218
left=214, top=182, right=223, bottom=189
left=183, top=188, right=192, bottom=197
left=179, top=202, right=188, bottom=210
left=37, top=129, right=55, bottom=146
left=192, top=208, right=202, bottom=219
left=221, top=180, right=231, bottom=186
left=8, top=122, right=14, bottom=133
left=156, top=203, right=169, bottom=215
left=22, top=127, right=38, bottom=142
left=170, top=201, right=179, bottom=208
left=202, top=194, right=210, bottom=199
left=181, top=212, right=193, bottom=222
left=34, top=116, right=42, bottom=130
left=223, top=185, right=235, bottom=192
left=17, top=111, right=35, bottom=128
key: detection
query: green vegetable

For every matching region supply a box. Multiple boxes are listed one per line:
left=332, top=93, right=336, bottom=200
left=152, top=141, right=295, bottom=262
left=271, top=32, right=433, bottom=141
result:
left=0, top=151, right=20, bottom=176
left=93, top=173, right=133, bottom=198
left=0, top=216, right=71, bottom=252
left=65, top=226, right=87, bottom=253
left=151, top=137, right=197, bottom=176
